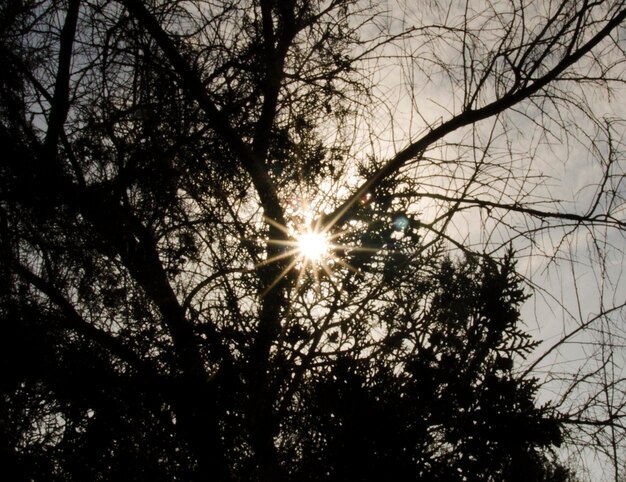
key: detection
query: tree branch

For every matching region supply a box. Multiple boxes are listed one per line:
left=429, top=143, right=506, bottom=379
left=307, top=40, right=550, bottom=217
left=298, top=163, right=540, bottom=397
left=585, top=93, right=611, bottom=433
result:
left=399, top=191, right=626, bottom=228
left=14, top=262, right=155, bottom=377
left=322, top=7, right=626, bottom=230
left=252, top=0, right=297, bottom=161
left=43, top=0, right=80, bottom=161
left=118, top=0, right=286, bottom=227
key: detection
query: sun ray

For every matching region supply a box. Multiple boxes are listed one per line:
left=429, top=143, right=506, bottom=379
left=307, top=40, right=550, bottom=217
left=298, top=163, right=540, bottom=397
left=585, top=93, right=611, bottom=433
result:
left=311, top=259, right=321, bottom=295
left=257, top=194, right=401, bottom=298
left=264, top=215, right=292, bottom=234
left=255, top=247, right=301, bottom=268
left=320, top=259, right=337, bottom=283
left=334, top=257, right=362, bottom=275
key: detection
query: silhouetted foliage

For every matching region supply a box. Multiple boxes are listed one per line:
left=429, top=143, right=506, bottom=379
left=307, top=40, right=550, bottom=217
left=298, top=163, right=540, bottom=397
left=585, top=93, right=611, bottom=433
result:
left=2, top=0, right=625, bottom=480
left=284, top=252, right=565, bottom=482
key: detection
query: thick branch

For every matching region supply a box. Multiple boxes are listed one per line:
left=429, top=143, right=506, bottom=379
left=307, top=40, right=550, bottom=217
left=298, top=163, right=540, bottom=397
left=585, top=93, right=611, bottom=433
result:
left=82, top=197, right=208, bottom=378
left=79, top=200, right=229, bottom=481
left=403, top=191, right=626, bottom=228
left=15, top=262, right=154, bottom=376
left=43, top=0, right=80, bottom=160
left=252, top=0, right=297, bottom=161
left=119, top=0, right=285, bottom=226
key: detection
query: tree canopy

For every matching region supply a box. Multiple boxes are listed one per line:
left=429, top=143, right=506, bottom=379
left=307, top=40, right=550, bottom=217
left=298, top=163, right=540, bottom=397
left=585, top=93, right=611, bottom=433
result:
left=1, top=0, right=626, bottom=480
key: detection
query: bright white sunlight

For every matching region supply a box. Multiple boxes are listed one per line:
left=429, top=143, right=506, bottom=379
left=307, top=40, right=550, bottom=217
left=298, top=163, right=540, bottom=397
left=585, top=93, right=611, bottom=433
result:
left=297, top=230, right=330, bottom=262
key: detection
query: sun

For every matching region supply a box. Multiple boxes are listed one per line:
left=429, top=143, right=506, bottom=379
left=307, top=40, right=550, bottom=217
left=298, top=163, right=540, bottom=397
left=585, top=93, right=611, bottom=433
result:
left=297, top=230, right=330, bottom=261
left=258, top=195, right=370, bottom=295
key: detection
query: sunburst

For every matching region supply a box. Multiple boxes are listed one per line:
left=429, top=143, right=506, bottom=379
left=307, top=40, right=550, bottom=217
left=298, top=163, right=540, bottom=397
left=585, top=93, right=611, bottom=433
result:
left=256, top=196, right=385, bottom=297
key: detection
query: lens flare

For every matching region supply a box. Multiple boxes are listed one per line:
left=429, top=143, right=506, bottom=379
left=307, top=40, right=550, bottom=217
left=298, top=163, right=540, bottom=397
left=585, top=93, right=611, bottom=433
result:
left=258, top=195, right=392, bottom=296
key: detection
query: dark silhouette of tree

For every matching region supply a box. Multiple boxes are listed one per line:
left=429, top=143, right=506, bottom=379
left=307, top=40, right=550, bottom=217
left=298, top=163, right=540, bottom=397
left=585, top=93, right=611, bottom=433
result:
left=1, top=0, right=625, bottom=480
left=284, top=251, right=570, bottom=482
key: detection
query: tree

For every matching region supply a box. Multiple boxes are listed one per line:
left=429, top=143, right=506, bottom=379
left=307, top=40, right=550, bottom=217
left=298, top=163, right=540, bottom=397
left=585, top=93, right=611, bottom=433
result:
left=285, top=251, right=571, bottom=482
left=1, top=0, right=625, bottom=480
